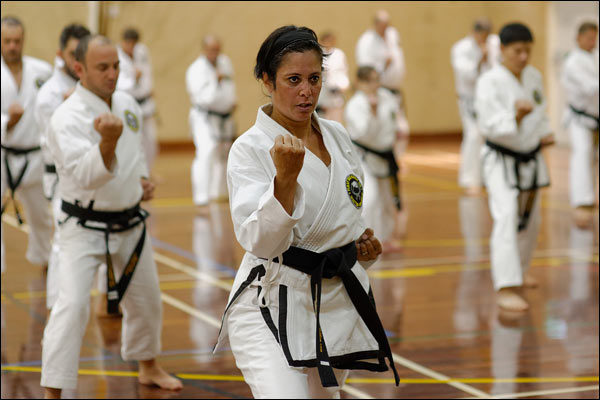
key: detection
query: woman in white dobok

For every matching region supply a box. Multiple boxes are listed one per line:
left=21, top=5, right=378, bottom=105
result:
left=214, top=25, right=399, bottom=398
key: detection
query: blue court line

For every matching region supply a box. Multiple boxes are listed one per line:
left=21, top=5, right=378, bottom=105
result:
left=151, top=236, right=237, bottom=277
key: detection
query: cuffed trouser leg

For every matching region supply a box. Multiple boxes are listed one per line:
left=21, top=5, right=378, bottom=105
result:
left=17, top=183, right=52, bottom=266
left=228, top=288, right=349, bottom=399
left=569, top=120, right=596, bottom=207
left=517, top=194, right=541, bottom=278
left=458, top=104, right=483, bottom=188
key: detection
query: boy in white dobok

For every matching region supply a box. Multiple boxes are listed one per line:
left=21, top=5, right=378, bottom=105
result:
left=475, top=23, right=554, bottom=312
left=561, top=22, right=599, bottom=229
left=40, top=35, right=181, bottom=398
left=1, top=16, right=53, bottom=275
left=451, top=18, right=501, bottom=195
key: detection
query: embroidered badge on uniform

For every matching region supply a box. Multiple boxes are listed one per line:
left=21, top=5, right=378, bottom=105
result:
left=35, top=77, right=46, bottom=89
left=533, top=89, right=542, bottom=105
left=124, top=110, right=139, bottom=132
left=345, top=174, right=363, bottom=209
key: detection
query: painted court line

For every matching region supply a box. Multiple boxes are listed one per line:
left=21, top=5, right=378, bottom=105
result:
left=459, top=384, right=600, bottom=399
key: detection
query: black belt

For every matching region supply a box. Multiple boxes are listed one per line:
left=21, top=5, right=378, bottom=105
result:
left=135, top=95, right=152, bottom=105
left=569, top=104, right=600, bottom=132
left=195, top=105, right=232, bottom=120
left=60, top=200, right=149, bottom=314
left=45, top=164, right=56, bottom=174
left=272, top=242, right=400, bottom=388
left=1, top=144, right=41, bottom=224
left=352, top=141, right=402, bottom=210
left=485, top=140, right=543, bottom=231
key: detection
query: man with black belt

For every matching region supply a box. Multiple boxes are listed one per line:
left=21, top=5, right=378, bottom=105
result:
left=185, top=35, right=236, bottom=210
left=34, top=23, right=90, bottom=311
left=475, top=23, right=554, bottom=312
left=41, top=35, right=181, bottom=398
left=1, top=16, right=53, bottom=275
left=117, top=27, right=158, bottom=174
left=561, top=22, right=599, bottom=229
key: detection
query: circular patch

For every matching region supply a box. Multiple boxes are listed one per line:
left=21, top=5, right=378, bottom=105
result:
left=345, top=174, right=363, bottom=209
left=533, top=89, right=542, bottom=105
left=124, top=110, right=139, bottom=132
left=35, top=77, right=46, bottom=89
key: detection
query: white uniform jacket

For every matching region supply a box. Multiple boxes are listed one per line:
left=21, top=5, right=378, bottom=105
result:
left=1, top=55, right=52, bottom=185
left=34, top=67, right=77, bottom=198
left=216, top=106, right=390, bottom=374
left=47, top=82, right=148, bottom=211
left=355, top=28, right=405, bottom=91
left=561, top=47, right=599, bottom=130
left=475, top=64, right=552, bottom=190
left=186, top=54, right=236, bottom=141
left=344, top=88, right=398, bottom=177
left=318, top=47, right=350, bottom=110
left=451, top=34, right=500, bottom=113
left=117, top=45, right=156, bottom=117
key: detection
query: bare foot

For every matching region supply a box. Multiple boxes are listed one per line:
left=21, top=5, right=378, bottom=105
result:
left=44, top=387, right=61, bottom=399
left=138, top=359, right=182, bottom=391
left=523, top=273, right=538, bottom=288
left=497, top=287, right=529, bottom=311
left=196, top=204, right=211, bottom=217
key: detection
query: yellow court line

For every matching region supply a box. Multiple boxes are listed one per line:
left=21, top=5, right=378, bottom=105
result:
left=2, top=366, right=595, bottom=386
left=487, top=385, right=599, bottom=399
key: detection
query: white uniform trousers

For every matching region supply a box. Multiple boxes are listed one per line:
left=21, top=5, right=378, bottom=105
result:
left=458, top=100, right=483, bottom=188
left=41, top=221, right=162, bottom=390
left=141, top=115, right=158, bottom=174
left=228, top=287, right=349, bottom=399
left=190, top=114, right=229, bottom=205
left=483, top=151, right=541, bottom=291
left=568, top=119, right=598, bottom=207
left=45, top=195, right=62, bottom=309
left=362, top=170, right=396, bottom=242
left=0, top=164, right=52, bottom=273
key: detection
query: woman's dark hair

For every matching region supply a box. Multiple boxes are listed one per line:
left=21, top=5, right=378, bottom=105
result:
left=499, top=23, right=533, bottom=45
left=254, top=25, right=324, bottom=88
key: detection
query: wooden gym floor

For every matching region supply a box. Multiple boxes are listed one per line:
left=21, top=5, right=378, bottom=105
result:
left=1, top=140, right=598, bottom=399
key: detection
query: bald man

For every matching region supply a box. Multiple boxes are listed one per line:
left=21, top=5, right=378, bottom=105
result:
left=40, top=35, right=181, bottom=398
left=186, top=35, right=236, bottom=210
left=1, top=16, right=53, bottom=275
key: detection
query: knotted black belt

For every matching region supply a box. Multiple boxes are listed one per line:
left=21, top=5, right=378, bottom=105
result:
left=352, top=141, right=402, bottom=210
left=485, top=140, right=543, bottom=231
left=1, top=144, right=41, bottom=224
left=194, top=105, right=233, bottom=141
left=61, top=200, right=148, bottom=314
left=45, top=164, right=56, bottom=173
left=272, top=242, right=400, bottom=388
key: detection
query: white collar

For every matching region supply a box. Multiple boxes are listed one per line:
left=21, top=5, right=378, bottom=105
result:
left=74, top=82, right=112, bottom=113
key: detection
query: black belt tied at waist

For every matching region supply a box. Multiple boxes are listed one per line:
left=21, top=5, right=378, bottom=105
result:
left=61, top=199, right=149, bottom=315
left=569, top=104, right=600, bottom=132
left=1, top=144, right=42, bottom=224
left=485, top=140, right=543, bottom=231
left=352, top=141, right=402, bottom=210
left=135, top=95, right=152, bottom=105
left=272, top=242, right=400, bottom=388
left=45, top=164, right=56, bottom=174
left=194, top=105, right=234, bottom=139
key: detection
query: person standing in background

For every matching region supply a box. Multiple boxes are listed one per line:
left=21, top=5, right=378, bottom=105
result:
left=117, top=27, right=158, bottom=175
left=316, top=31, right=349, bottom=123
left=1, top=16, right=53, bottom=276
left=451, top=18, right=501, bottom=196
left=186, top=35, right=236, bottom=212
left=561, top=21, right=599, bottom=229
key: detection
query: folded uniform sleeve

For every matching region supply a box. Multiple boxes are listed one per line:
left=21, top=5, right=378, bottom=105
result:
left=228, top=141, right=305, bottom=259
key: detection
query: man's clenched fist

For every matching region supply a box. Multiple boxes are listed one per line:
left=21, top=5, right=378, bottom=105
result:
left=94, top=113, right=123, bottom=143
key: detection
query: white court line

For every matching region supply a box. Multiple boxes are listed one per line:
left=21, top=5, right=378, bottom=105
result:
left=459, top=384, right=599, bottom=399
left=392, top=354, right=489, bottom=398
left=1, top=214, right=371, bottom=398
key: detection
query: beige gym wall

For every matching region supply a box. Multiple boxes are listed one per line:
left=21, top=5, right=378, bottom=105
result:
left=2, top=1, right=548, bottom=143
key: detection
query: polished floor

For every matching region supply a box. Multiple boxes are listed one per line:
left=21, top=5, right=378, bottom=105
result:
left=1, top=140, right=598, bottom=399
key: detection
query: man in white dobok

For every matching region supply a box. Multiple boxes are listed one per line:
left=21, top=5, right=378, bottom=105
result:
left=561, top=21, right=599, bottom=229
left=451, top=18, right=501, bottom=195
left=186, top=35, right=236, bottom=211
